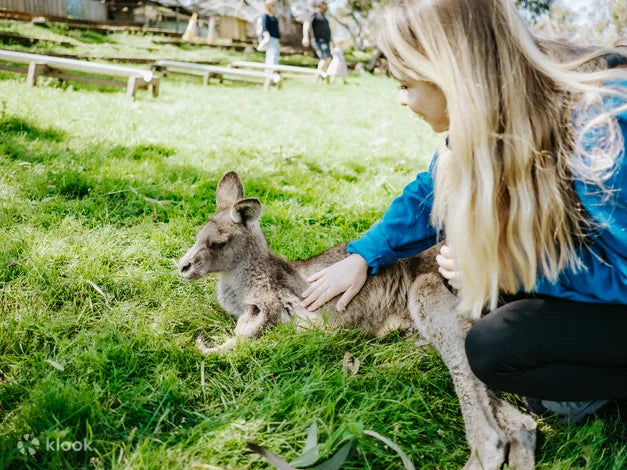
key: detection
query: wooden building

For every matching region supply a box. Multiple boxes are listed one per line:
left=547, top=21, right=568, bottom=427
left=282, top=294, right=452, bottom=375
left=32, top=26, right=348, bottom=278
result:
left=106, top=1, right=191, bottom=24
left=0, top=0, right=107, bottom=22
left=193, top=2, right=258, bottom=42
left=215, top=15, right=247, bottom=42
left=0, top=0, right=68, bottom=18
left=67, top=0, right=108, bottom=21
left=132, top=1, right=194, bottom=33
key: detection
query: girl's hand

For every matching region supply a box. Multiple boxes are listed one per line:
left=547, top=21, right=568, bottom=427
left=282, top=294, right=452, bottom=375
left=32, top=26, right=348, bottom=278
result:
left=301, top=253, right=368, bottom=312
left=436, top=244, right=461, bottom=289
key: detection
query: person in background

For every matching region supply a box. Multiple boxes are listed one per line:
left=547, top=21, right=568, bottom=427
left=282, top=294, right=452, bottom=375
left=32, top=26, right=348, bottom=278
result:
left=206, top=17, right=217, bottom=46
left=328, top=46, right=348, bottom=84
left=302, top=0, right=332, bottom=80
left=182, top=13, right=198, bottom=42
left=258, top=0, right=281, bottom=66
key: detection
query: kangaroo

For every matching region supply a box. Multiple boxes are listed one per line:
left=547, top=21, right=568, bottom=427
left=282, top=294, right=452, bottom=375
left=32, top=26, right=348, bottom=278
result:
left=178, top=171, right=537, bottom=470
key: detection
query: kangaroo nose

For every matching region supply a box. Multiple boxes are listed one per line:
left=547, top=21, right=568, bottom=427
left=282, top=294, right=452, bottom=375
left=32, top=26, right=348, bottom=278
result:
left=180, top=262, right=192, bottom=274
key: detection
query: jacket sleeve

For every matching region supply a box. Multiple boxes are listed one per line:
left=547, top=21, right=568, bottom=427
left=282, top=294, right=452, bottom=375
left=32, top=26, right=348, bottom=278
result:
left=347, top=154, right=439, bottom=274
left=262, top=14, right=269, bottom=33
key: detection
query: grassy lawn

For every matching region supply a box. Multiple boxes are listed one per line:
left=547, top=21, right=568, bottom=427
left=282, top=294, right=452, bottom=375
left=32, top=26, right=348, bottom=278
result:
left=0, top=22, right=625, bottom=470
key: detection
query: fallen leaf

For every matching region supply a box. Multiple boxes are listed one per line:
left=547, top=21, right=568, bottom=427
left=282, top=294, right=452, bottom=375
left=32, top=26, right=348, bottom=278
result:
left=247, top=442, right=296, bottom=470
left=45, top=359, right=65, bottom=371
left=191, top=464, right=229, bottom=470
left=290, top=422, right=319, bottom=468
left=342, top=352, right=360, bottom=376
left=86, top=280, right=109, bottom=302
left=363, top=430, right=415, bottom=470
left=129, top=186, right=171, bottom=206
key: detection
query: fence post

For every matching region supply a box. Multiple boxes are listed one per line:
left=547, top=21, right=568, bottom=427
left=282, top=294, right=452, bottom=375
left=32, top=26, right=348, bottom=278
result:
left=26, top=62, right=48, bottom=87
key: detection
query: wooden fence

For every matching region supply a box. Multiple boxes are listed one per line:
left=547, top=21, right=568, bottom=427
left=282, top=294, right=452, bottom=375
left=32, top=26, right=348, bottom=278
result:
left=0, top=0, right=67, bottom=17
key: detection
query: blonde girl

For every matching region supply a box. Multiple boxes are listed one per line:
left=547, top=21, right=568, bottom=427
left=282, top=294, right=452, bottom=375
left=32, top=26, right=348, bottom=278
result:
left=301, top=0, right=627, bottom=422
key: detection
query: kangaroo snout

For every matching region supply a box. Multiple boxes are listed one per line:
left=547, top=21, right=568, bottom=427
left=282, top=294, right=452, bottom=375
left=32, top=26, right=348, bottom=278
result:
left=179, top=260, right=192, bottom=275
left=177, top=257, right=196, bottom=280
left=178, top=246, right=206, bottom=280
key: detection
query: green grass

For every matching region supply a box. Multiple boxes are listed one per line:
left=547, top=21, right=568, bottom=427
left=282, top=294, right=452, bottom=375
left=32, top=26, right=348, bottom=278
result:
left=0, top=22, right=625, bottom=470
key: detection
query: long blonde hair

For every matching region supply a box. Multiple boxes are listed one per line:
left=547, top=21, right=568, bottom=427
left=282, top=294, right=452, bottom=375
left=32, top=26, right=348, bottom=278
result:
left=379, top=0, right=627, bottom=318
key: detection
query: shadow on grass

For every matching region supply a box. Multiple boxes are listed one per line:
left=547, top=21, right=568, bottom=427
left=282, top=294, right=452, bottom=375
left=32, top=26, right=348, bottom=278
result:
left=0, top=115, right=368, bottom=233
left=0, top=116, right=65, bottom=143
left=0, top=116, right=69, bottom=164
left=45, top=25, right=113, bottom=45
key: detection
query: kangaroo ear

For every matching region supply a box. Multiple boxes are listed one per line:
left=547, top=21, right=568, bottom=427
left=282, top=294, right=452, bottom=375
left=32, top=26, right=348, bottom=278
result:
left=230, top=198, right=262, bottom=225
left=216, top=171, right=244, bottom=211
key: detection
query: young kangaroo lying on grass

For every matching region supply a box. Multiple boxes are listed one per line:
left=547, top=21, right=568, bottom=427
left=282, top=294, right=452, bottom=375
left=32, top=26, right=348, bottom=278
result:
left=178, top=171, right=537, bottom=470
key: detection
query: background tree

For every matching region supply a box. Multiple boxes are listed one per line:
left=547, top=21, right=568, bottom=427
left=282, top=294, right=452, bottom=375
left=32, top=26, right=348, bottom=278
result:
left=533, top=0, right=626, bottom=45
left=327, top=0, right=557, bottom=52
left=515, top=0, right=555, bottom=19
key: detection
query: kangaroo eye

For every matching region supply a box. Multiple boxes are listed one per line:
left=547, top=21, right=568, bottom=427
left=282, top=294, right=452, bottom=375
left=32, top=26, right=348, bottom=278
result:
left=209, top=241, right=226, bottom=250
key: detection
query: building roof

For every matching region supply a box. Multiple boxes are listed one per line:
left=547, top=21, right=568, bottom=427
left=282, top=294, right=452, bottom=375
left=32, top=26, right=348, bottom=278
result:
left=148, top=0, right=194, bottom=14
left=110, top=1, right=194, bottom=16
left=188, top=1, right=260, bottom=22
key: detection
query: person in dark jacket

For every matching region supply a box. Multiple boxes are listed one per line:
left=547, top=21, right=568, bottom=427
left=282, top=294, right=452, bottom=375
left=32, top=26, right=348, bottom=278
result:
left=259, top=0, right=280, bottom=65
left=302, top=0, right=332, bottom=79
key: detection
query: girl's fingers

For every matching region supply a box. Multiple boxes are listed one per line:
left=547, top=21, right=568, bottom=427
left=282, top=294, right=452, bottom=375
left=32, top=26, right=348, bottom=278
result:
left=438, top=266, right=458, bottom=280
left=301, top=276, right=327, bottom=298
left=306, top=288, right=332, bottom=312
left=301, top=293, right=318, bottom=309
left=436, top=254, right=456, bottom=271
left=301, top=290, right=321, bottom=308
left=306, top=268, right=327, bottom=283
left=301, top=286, right=321, bottom=307
left=307, top=298, right=323, bottom=312
left=306, top=282, right=345, bottom=312
left=440, top=244, right=454, bottom=257
left=336, top=286, right=357, bottom=312
left=438, top=245, right=460, bottom=287
left=301, top=283, right=331, bottom=308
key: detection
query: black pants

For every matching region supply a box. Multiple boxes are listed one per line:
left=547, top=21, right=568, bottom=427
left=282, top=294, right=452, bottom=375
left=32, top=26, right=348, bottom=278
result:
left=464, top=296, right=627, bottom=401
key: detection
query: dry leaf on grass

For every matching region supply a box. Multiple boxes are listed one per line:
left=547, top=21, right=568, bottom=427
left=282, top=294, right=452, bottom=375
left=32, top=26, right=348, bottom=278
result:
left=342, top=352, right=360, bottom=376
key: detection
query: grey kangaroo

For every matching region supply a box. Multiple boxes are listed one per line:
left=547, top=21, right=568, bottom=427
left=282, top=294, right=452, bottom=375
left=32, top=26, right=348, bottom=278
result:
left=178, top=171, right=537, bottom=470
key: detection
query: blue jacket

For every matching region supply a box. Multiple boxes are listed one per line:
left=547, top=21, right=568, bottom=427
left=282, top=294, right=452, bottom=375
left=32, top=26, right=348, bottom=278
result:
left=347, top=83, right=627, bottom=304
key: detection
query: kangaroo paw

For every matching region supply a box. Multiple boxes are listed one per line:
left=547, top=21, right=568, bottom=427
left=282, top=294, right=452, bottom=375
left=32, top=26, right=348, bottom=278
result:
left=504, top=412, right=536, bottom=470
left=491, top=397, right=536, bottom=470
left=463, top=445, right=507, bottom=470
left=195, top=333, right=214, bottom=354
left=195, top=334, right=237, bottom=354
left=460, top=429, right=508, bottom=470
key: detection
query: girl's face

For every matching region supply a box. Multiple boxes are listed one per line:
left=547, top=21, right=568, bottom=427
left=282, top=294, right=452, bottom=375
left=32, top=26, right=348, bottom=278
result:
left=397, top=79, right=449, bottom=133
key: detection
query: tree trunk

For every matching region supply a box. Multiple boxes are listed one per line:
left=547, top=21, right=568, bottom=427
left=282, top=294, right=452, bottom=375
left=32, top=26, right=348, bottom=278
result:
left=275, top=0, right=303, bottom=48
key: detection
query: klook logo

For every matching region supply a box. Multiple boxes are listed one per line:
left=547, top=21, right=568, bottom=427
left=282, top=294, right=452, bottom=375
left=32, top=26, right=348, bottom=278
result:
left=46, top=437, right=93, bottom=452
left=17, top=434, right=40, bottom=456
left=17, top=435, right=93, bottom=456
